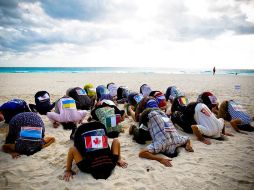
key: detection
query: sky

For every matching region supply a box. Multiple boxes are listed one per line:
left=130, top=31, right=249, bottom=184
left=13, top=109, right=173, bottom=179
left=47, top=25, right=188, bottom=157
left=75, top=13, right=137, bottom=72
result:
left=0, top=0, right=254, bottom=69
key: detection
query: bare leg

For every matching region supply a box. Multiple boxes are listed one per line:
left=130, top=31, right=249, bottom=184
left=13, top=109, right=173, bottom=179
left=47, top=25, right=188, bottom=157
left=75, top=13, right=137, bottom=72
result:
left=2, top=144, right=21, bottom=159
left=139, top=149, right=172, bottom=167
left=64, top=146, right=83, bottom=181
left=191, top=125, right=211, bottom=145
left=229, top=119, right=247, bottom=135
left=111, top=139, right=127, bottom=168
left=184, top=139, right=194, bottom=152
left=42, top=137, right=55, bottom=148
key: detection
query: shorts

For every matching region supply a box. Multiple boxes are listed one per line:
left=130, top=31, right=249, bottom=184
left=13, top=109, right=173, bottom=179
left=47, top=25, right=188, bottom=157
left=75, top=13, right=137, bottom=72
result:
left=77, top=158, right=91, bottom=173
left=77, top=153, right=118, bottom=173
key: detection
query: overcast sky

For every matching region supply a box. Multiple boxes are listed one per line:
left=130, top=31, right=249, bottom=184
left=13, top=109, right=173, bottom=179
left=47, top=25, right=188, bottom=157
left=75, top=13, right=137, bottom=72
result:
left=0, top=0, right=254, bottom=69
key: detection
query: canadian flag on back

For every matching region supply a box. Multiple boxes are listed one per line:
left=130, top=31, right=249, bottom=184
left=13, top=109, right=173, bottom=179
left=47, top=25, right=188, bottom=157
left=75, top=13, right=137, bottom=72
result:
left=85, top=135, right=108, bottom=149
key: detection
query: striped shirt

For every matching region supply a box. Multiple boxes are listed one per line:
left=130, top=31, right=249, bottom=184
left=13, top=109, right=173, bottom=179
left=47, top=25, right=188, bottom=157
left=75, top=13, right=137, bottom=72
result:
left=147, top=110, right=189, bottom=155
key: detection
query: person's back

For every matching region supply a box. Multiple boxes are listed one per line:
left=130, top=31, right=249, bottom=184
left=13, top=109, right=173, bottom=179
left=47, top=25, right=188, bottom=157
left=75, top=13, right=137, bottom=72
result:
left=47, top=97, right=88, bottom=127
left=140, top=84, right=152, bottom=98
left=68, top=87, right=94, bottom=110
left=194, top=103, right=223, bottom=138
left=96, top=85, right=113, bottom=101
left=138, top=109, right=193, bottom=166
left=149, top=91, right=167, bottom=110
left=107, top=83, right=118, bottom=99
left=171, top=101, right=197, bottom=134
left=191, top=102, right=232, bottom=145
left=171, top=96, right=189, bottom=113
left=29, top=91, right=55, bottom=115
left=165, top=86, right=183, bottom=103
left=117, top=86, right=130, bottom=104
left=63, top=122, right=127, bottom=181
left=95, top=107, right=122, bottom=138
left=3, top=112, right=55, bottom=158
left=0, top=99, right=30, bottom=123
left=83, top=83, right=96, bottom=98
left=218, top=100, right=254, bottom=132
left=197, top=91, right=218, bottom=114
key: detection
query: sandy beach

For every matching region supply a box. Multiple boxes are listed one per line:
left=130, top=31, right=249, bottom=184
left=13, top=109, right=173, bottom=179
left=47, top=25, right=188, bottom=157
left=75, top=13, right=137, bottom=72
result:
left=0, top=73, right=254, bottom=190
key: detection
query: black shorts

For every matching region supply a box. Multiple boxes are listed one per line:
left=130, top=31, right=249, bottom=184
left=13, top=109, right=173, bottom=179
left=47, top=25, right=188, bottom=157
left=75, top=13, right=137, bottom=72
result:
left=77, top=158, right=90, bottom=173
left=77, top=153, right=118, bottom=173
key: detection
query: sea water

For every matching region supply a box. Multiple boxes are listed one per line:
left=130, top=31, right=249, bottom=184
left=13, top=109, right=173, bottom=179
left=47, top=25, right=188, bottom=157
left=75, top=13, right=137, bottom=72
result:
left=0, top=67, right=253, bottom=76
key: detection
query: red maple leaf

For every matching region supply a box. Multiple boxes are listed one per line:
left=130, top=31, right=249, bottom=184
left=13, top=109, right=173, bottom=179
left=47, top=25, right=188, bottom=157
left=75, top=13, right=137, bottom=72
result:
left=93, top=137, right=101, bottom=145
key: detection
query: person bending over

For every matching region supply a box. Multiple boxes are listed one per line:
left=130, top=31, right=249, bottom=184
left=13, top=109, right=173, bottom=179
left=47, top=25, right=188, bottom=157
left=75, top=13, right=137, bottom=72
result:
left=218, top=100, right=254, bottom=134
left=63, top=121, right=127, bottom=181
left=2, top=112, right=55, bottom=159
left=138, top=109, right=193, bottom=167
left=191, top=103, right=233, bottom=145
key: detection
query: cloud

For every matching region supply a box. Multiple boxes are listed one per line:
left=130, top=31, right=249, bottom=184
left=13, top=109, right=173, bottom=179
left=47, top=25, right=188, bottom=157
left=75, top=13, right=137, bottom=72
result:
left=40, top=0, right=107, bottom=20
left=0, top=0, right=254, bottom=68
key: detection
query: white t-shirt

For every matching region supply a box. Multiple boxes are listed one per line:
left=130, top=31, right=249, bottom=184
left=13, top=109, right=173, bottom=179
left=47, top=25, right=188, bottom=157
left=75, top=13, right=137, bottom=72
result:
left=194, top=103, right=224, bottom=138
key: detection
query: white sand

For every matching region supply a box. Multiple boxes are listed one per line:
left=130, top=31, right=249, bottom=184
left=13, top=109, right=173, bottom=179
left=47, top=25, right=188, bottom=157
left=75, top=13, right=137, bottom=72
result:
left=0, top=73, right=254, bottom=190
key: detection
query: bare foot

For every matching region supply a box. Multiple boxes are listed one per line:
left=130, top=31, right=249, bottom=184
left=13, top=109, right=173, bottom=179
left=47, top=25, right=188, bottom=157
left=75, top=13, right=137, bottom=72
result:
left=129, top=125, right=136, bottom=135
left=117, top=160, right=128, bottom=168
left=11, top=152, right=21, bottom=159
left=199, top=138, right=211, bottom=145
left=224, top=132, right=234, bottom=136
left=53, top=122, right=60, bottom=128
left=185, top=140, right=194, bottom=152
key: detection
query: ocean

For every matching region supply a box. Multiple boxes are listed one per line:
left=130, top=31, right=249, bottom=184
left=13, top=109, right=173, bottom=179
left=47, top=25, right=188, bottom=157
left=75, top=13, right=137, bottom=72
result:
left=0, top=67, right=253, bottom=76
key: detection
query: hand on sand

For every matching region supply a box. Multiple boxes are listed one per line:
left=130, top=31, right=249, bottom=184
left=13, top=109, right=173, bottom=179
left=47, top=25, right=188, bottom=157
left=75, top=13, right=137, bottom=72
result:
left=159, top=158, right=172, bottom=167
left=64, top=170, right=76, bottom=182
left=11, top=152, right=21, bottom=159
left=117, top=160, right=128, bottom=169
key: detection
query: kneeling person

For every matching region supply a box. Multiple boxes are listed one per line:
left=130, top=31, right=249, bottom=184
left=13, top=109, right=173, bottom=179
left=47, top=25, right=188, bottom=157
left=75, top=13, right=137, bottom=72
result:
left=64, top=122, right=127, bottom=181
left=139, top=109, right=193, bottom=167
left=2, top=112, right=55, bottom=159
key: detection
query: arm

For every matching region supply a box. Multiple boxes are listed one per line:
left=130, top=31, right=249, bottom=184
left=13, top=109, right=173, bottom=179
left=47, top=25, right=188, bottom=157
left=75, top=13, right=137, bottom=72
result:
left=2, top=144, right=21, bottom=159
left=64, top=148, right=74, bottom=182
left=64, top=147, right=81, bottom=181
left=128, top=106, right=137, bottom=122
left=229, top=119, right=247, bottom=135
left=42, top=137, right=55, bottom=148
left=139, top=149, right=172, bottom=167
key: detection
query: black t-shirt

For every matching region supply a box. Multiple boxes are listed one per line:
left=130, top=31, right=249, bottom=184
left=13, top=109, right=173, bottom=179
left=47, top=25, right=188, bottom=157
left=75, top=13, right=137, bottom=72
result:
left=68, top=87, right=94, bottom=110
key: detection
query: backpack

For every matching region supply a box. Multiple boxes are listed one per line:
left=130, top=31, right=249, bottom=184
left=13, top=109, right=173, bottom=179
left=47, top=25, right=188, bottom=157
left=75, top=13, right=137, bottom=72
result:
left=95, top=107, right=122, bottom=138
left=74, top=122, right=115, bottom=179
left=0, top=99, right=30, bottom=123
left=68, top=87, right=93, bottom=110
left=228, top=100, right=252, bottom=125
